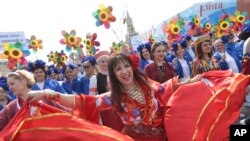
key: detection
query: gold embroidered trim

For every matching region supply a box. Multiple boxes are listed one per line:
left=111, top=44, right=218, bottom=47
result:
left=206, top=75, right=247, bottom=141
left=10, top=113, right=130, bottom=141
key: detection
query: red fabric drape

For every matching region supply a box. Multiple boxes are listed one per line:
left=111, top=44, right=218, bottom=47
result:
left=164, top=70, right=249, bottom=141
left=242, top=60, right=250, bottom=75
left=0, top=102, right=134, bottom=141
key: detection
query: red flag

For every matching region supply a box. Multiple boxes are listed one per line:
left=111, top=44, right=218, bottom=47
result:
left=0, top=102, right=134, bottom=141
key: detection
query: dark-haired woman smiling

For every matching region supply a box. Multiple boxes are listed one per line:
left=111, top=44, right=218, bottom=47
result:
left=144, top=41, right=176, bottom=83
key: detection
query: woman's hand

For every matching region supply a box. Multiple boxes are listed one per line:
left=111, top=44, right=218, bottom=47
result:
left=27, top=90, right=48, bottom=103
left=190, top=74, right=203, bottom=83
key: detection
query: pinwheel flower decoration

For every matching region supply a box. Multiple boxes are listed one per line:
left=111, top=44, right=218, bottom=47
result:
left=83, top=33, right=100, bottom=55
left=3, top=42, right=30, bottom=70
left=60, top=30, right=83, bottom=52
left=47, top=51, right=57, bottom=64
left=230, top=10, right=248, bottom=32
left=28, top=35, right=43, bottom=53
left=110, top=42, right=122, bottom=53
left=213, top=13, right=232, bottom=37
left=92, top=4, right=116, bottom=29
left=47, top=50, right=68, bottom=68
left=163, top=17, right=185, bottom=43
left=189, top=15, right=201, bottom=30
left=57, top=50, right=68, bottom=65
left=200, top=21, right=212, bottom=34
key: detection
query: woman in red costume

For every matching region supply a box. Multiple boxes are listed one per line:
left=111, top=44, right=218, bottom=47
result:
left=28, top=54, right=202, bottom=141
left=144, top=41, right=176, bottom=83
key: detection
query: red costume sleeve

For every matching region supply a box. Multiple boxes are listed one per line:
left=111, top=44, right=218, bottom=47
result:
left=193, top=72, right=249, bottom=141
left=73, top=94, right=113, bottom=124
left=164, top=70, right=249, bottom=141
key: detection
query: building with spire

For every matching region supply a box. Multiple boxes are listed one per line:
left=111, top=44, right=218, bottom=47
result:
left=125, top=9, right=138, bottom=48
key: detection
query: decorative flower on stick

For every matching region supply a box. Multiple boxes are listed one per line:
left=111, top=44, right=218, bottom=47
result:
left=3, top=42, right=30, bottom=70
left=60, top=30, right=83, bottom=52
left=162, top=17, right=185, bottom=43
left=57, top=50, right=68, bottom=66
left=200, top=21, right=212, bottom=35
left=92, top=4, right=116, bottom=29
left=213, top=13, right=232, bottom=37
left=189, top=15, right=201, bottom=30
left=110, top=42, right=122, bottom=54
left=83, top=33, right=100, bottom=55
left=47, top=51, right=57, bottom=64
left=47, top=50, right=68, bottom=68
left=28, top=35, right=43, bottom=53
left=230, top=10, right=248, bottom=33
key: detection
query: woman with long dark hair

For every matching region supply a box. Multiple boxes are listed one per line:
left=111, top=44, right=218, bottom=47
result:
left=192, top=35, right=220, bottom=77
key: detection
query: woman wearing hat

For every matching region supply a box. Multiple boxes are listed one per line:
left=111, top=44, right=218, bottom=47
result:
left=94, top=51, right=110, bottom=94
left=61, top=64, right=84, bottom=94
left=80, top=56, right=97, bottom=95
left=192, top=35, right=220, bottom=77
left=137, top=42, right=153, bottom=72
left=28, top=60, right=65, bottom=93
left=0, top=77, right=12, bottom=111
left=171, top=40, right=192, bottom=82
left=47, top=65, right=60, bottom=81
left=182, top=34, right=195, bottom=61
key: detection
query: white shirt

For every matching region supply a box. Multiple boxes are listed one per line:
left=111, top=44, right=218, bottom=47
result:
left=218, top=52, right=239, bottom=73
left=89, top=75, right=97, bottom=96
left=178, top=58, right=191, bottom=82
left=186, top=46, right=195, bottom=59
left=36, top=81, right=45, bottom=90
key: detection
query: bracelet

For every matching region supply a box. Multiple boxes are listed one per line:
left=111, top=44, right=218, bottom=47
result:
left=187, top=79, right=191, bottom=84
left=43, top=89, right=60, bottom=101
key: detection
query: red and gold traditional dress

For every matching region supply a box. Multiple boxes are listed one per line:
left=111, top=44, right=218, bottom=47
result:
left=74, top=78, right=175, bottom=141
left=192, top=58, right=220, bottom=77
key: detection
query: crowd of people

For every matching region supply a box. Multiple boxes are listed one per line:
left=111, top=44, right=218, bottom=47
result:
left=0, top=24, right=250, bottom=140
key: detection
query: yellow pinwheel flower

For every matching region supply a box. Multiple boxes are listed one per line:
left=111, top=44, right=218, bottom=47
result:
left=195, top=17, right=200, bottom=27
left=171, top=25, right=180, bottom=35
left=99, top=11, right=108, bottom=22
left=67, top=35, right=78, bottom=46
left=60, top=55, right=67, bottom=63
left=220, top=21, right=230, bottom=30
left=9, top=48, right=22, bottom=60
left=205, top=23, right=211, bottom=30
left=236, top=15, right=245, bottom=23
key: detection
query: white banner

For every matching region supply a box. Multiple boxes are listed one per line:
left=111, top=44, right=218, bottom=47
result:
left=0, top=32, right=26, bottom=51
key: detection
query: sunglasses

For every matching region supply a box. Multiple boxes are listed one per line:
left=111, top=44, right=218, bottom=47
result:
left=83, top=65, right=91, bottom=69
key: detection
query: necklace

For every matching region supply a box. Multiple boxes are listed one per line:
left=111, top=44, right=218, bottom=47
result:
left=127, top=86, right=145, bottom=104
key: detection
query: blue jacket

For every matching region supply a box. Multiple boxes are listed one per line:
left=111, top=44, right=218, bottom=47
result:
left=140, top=59, right=151, bottom=72
left=79, top=76, right=90, bottom=95
left=61, top=78, right=84, bottom=94
left=173, top=58, right=192, bottom=79
left=235, top=40, right=244, bottom=61
left=32, top=79, right=66, bottom=94
left=184, top=47, right=195, bottom=63
left=225, top=42, right=236, bottom=56
left=165, top=53, right=176, bottom=63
